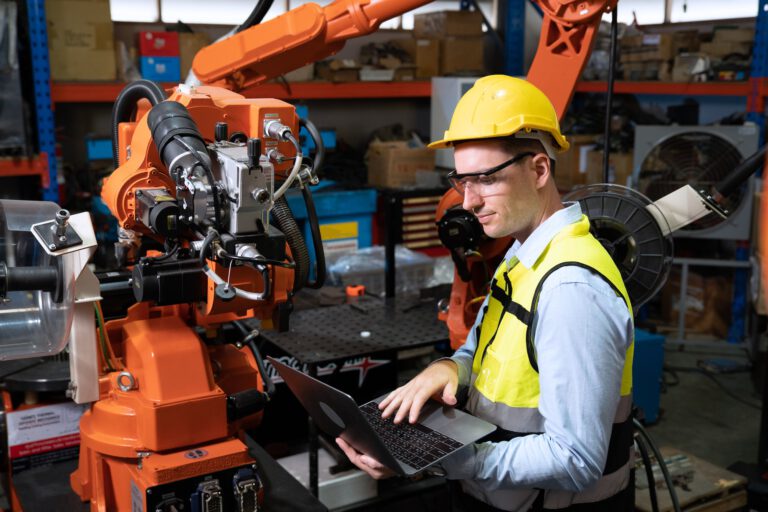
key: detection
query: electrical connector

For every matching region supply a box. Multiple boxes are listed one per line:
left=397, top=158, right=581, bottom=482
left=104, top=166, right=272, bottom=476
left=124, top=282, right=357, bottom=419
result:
left=263, top=120, right=292, bottom=141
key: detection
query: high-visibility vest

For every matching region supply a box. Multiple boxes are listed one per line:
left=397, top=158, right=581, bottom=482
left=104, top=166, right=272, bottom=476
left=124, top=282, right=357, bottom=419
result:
left=462, top=215, right=635, bottom=511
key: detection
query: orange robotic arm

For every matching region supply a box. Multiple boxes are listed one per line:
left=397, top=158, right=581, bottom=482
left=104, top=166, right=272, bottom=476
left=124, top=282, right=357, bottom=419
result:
left=529, top=0, right=617, bottom=119
left=193, top=0, right=616, bottom=110
left=193, top=0, right=433, bottom=91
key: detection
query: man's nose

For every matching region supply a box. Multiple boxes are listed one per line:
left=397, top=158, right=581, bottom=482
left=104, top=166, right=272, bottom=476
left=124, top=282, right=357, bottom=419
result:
left=462, top=186, right=482, bottom=213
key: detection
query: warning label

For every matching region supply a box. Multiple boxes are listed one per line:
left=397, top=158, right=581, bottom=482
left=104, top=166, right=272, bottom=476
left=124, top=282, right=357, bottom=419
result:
left=7, top=402, right=88, bottom=473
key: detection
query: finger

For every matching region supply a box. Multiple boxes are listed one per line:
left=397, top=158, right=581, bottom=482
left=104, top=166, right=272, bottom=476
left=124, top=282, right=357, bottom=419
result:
left=360, top=454, right=386, bottom=470
left=442, top=380, right=458, bottom=405
left=378, top=387, right=400, bottom=410
left=335, top=438, right=356, bottom=458
left=393, top=393, right=415, bottom=424
left=381, top=391, right=405, bottom=419
left=407, top=388, right=433, bottom=424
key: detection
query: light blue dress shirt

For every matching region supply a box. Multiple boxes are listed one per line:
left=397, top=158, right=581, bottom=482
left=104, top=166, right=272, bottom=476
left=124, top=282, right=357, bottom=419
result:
left=441, top=202, right=634, bottom=493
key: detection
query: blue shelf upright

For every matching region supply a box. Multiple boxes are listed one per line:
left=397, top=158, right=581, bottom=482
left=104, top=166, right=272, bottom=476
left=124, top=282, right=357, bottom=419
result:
left=25, top=0, right=57, bottom=202
left=748, top=0, right=768, bottom=140
left=504, top=0, right=526, bottom=76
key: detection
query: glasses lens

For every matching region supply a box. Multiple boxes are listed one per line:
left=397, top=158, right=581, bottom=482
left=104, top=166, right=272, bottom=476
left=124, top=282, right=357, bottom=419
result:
left=448, top=176, right=466, bottom=194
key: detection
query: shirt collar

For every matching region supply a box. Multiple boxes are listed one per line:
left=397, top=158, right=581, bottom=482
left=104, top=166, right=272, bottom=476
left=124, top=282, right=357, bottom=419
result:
left=505, top=202, right=583, bottom=269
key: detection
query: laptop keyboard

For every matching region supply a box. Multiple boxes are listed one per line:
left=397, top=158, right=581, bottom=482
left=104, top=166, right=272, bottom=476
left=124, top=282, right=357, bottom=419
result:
left=359, top=401, right=464, bottom=469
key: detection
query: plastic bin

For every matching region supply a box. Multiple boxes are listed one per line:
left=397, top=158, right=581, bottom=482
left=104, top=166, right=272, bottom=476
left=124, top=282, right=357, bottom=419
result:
left=285, top=186, right=377, bottom=275
left=327, top=245, right=434, bottom=296
left=633, top=328, right=665, bottom=424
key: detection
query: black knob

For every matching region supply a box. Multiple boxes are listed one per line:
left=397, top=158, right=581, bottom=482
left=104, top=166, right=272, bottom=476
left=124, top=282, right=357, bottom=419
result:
left=247, top=138, right=262, bottom=168
left=215, top=122, right=229, bottom=142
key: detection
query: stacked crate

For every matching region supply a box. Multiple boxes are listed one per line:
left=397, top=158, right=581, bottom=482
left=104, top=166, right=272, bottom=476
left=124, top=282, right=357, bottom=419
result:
left=391, top=10, right=485, bottom=78
left=138, top=31, right=181, bottom=83
left=620, top=31, right=699, bottom=81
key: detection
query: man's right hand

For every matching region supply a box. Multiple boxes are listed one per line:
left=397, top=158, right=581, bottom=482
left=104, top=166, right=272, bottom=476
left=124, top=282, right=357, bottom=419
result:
left=378, top=359, right=459, bottom=424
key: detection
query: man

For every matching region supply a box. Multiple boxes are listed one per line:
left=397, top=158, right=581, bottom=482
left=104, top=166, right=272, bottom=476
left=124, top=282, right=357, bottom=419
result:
left=337, top=75, right=635, bottom=511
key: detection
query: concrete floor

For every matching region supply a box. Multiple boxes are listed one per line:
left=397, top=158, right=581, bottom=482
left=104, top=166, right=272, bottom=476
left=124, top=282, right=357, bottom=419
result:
left=644, top=346, right=762, bottom=469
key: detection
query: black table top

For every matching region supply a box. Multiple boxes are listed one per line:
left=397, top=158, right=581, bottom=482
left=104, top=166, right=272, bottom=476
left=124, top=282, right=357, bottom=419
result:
left=250, top=297, right=449, bottom=365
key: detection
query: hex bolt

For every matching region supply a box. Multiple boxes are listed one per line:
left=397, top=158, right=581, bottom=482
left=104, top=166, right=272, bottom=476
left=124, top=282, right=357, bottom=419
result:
left=52, top=209, right=70, bottom=239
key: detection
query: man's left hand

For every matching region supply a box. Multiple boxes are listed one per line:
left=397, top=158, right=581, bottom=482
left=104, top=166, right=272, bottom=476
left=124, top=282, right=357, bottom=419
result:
left=335, top=438, right=396, bottom=480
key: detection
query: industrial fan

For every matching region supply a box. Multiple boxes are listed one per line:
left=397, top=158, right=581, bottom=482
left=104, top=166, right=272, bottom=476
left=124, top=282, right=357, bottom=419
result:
left=633, top=125, right=759, bottom=239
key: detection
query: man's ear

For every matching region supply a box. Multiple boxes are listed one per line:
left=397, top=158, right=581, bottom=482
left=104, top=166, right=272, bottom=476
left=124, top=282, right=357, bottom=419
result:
left=531, top=153, right=552, bottom=188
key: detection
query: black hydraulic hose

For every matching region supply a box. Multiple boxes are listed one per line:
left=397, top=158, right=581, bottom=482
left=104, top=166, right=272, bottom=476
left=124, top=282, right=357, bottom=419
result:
left=247, top=339, right=275, bottom=397
left=272, top=196, right=309, bottom=291
left=634, top=418, right=682, bottom=512
left=236, top=0, right=275, bottom=33
left=299, top=117, right=324, bottom=174
left=635, top=433, right=660, bottom=512
left=602, top=7, right=618, bottom=183
left=233, top=320, right=276, bottom=398
left=301, top=186, right=326, bottom=289
left=714, top=143, right=767, bottom=200
left=111, top=80, right=166, bottom=168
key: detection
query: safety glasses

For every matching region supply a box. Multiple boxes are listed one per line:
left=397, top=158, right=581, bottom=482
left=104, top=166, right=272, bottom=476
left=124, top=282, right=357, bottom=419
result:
left=446, top=152, right=536, bottom=195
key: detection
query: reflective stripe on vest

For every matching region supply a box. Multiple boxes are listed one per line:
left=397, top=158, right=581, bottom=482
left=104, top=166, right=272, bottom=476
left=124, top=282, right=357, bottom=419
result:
left=466, top=215, right=634, bottom=510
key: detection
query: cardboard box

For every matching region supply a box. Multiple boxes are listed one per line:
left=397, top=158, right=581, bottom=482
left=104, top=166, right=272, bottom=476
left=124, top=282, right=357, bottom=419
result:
left=138, top=31, right=179, bottom=57
left=140, top=56, right=181, bottom=82
left=359, top=67, right=395, bottom=81
left=585, top=150, right=634, bottom=186
left=713, top=27, right=754, bottom=43
left=392, top=38, right=440, bottom=78
left=661, top=269, right=732, bottom=338
left=700, top=41, right=752, bottom=58
left=366, top=141, right=435, bottom=188
left=46, top=0, right=116, bottom=81
left=393, top=66, right=416, bottom=81
left=555, top=135, right=600, bottom=191
left=316, top=60, right=359, bottom=82
left=413, top=10, right=483, bottom=39
left=179, top=32, right=211, bottom=79
left=440, top=37, right=484, bottom=75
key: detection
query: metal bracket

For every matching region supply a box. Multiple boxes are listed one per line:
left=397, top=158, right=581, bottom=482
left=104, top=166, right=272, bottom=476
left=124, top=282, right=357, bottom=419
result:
left=32, top=220, right=82, bottom=251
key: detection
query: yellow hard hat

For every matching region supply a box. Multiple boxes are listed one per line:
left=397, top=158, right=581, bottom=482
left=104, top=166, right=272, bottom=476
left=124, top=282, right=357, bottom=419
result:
left=428, top=75, right=569, bottom=155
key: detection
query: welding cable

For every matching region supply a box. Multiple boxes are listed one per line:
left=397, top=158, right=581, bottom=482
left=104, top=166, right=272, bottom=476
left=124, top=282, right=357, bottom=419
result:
left=111, top=80, right=166, bottom=168
left=93, top=304, right=113, bottom=372
left=633, top=418, right=682, bottom=512
left=233, top=320, right=276, bottom=398
left=272, top=197, right=310, bottom=291
left=236, top=0, right=274, bottom=32
left=301, top=185, right=326, bottom=289
left=220, top=252, right=296, bottom=269
left=665, top=365, right=760, bottom=410
left=273, top=133, right=303, bottom=201
left=199, top=229, right=268, bottom=301
left=93, top=302, right=117, bottom=372
left=96, top=301, right=123, bottom=370
left=602, top=6, right=619, bottom=183
left=635, top=432, right=660, bottom=512
left=299, top=117, right=324, bottom=173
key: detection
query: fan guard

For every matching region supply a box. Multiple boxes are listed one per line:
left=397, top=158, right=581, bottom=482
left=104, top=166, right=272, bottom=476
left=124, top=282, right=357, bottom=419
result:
left=636, top=131, right=744, bottom=231
left=564, top=185, right=674, bottom=310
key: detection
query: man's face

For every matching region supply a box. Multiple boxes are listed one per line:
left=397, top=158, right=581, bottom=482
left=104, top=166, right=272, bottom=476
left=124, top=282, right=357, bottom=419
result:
left=453, top=140, right=542, bottom=240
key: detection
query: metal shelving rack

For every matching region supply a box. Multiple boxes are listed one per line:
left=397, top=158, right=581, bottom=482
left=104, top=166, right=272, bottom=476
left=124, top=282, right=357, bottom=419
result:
left=24, top=0, right=57, bottom=202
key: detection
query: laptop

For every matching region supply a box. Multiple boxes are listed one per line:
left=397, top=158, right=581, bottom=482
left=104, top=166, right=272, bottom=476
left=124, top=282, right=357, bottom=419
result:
left=267, top=356, right=496, bottom=476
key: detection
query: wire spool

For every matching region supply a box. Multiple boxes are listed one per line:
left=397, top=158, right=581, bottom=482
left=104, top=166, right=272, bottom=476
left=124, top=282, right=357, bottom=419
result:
left=0, top=200, right=74, bottom=360
left=563, top=184, right=673, bottom=310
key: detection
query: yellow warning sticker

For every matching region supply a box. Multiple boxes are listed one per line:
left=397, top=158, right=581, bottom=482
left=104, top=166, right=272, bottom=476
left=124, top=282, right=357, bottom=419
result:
left=320, top=222, right=358, bottom=241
